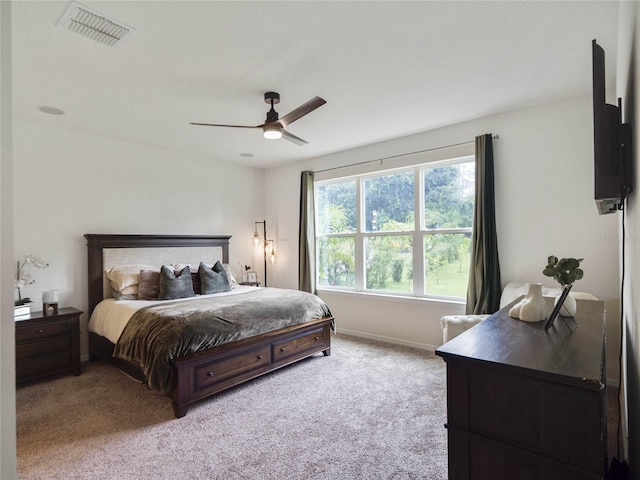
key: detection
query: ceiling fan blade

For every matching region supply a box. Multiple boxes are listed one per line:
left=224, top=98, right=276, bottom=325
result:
left=281, top=129, right=308, bottom=146
left=190, top=123, right=259, bottom=129
left=279, top=96, right=326, bottom=127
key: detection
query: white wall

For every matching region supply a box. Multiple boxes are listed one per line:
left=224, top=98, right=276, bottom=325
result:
left=617, top=0, right=639, bottom=469
left=265, top=95, right=622, bottom=361
left=1, top=1, right=17, bottom=478
left=11, top=87, right=621, bottom=386
left=12, top=120, right=266, bottom=359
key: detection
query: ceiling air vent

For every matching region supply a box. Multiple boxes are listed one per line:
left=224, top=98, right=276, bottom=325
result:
left=57, top=1, right=135, bottom=47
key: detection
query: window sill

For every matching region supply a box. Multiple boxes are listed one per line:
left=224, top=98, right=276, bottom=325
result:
left=316, top=287, right=465, bottom=308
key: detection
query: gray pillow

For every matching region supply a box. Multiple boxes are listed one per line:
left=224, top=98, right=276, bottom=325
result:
left=199, top=261, right=231, bottom=295
left=138, top=269, right=160, bottom=300
left=158, top=265, right=195, bottom=300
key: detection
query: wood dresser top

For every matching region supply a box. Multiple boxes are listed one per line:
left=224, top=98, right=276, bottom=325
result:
left=435, top=298, right=606, bottom=390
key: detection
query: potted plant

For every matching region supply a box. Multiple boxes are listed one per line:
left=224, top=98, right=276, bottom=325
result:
left=542, top=256, right=584, bottom=316
left=14, top=255, right=49, bottom=317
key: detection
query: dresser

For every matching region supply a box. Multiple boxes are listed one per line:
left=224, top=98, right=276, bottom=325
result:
left=435, top=299, right=607, bottom=479
left=15, top=307, right=82, bottom=383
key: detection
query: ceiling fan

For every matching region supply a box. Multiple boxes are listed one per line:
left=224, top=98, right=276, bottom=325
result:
left=191, top=92, right=326, bottom=146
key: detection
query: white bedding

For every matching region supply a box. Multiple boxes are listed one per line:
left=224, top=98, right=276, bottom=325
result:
left=88, top=285, right=260, bottom=344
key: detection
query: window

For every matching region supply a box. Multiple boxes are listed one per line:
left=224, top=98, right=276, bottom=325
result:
left=315, top=156, right=474, bottom=300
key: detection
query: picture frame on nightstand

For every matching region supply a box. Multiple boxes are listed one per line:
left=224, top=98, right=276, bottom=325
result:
left=247, top=271, right=258, bottom=283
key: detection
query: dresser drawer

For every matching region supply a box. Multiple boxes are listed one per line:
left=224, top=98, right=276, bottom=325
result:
left=16, top=351, right=72, bottom=379
left=194, top=346, right=270, bottom=391
left=272, top=327, right=328, bottom=363
left=16, top=336, right=71, bottom=359
left=16, top=321, right=70, bottom=343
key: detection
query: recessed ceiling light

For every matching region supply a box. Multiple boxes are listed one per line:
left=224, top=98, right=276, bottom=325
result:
left=240, top=153, right=254, bottom=158
left=37, top=106, right=65, bottom=115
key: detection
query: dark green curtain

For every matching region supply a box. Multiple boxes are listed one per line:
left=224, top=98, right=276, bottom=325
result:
left=298, top=171, right=316, bottom=293
left=466, top=134, right=501, bottom=314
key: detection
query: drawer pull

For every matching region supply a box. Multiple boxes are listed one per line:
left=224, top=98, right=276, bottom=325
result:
left=207, top=371, right=214, bottom=377
left=314, top=336, right=320, bottom=341
left=257, top=355, right=263, bottom=360
left=38, top=329, right=44, bottom=334
left=280, top=347, right=286, bottom=352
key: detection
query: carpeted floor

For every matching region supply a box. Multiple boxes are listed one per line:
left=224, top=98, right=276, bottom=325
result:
left=16, top=334, right=448, bottom=480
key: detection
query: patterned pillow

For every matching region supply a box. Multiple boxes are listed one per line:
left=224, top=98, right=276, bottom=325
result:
left=158, top=265, right=195, bottom=300
left=199, top=261, right=231, bottom=295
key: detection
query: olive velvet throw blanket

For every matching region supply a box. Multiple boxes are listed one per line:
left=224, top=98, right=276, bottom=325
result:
left=113, top=288, right=333, bottom=394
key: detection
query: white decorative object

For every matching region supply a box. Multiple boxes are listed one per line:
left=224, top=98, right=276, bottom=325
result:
left=509, top=283, right=547, bottom=322
left=14, top=304, right=31, bottom=318
left=42, top=289, right=59, bottom=304
left=42, top=288, right=60, bottom=315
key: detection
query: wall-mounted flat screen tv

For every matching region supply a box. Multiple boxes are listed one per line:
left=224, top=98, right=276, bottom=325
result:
left=593, top=39, right=632, bottom=215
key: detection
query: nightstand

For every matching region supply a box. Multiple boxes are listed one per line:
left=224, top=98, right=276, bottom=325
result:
left=15, top=307, right=82, bottom=383
left=239, top=282, right=261, bottom=287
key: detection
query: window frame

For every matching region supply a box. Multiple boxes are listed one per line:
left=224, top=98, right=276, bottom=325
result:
left=315, top=151, right=475, bottom=301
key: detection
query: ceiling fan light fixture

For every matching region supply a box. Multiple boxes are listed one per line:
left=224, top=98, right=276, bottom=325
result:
left=191, top=92, right=325, bottom=146
left=263, top=124, right=282, bottom=140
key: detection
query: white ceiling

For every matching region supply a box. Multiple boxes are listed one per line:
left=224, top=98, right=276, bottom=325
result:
left=11, top=1, right=620, bottom=168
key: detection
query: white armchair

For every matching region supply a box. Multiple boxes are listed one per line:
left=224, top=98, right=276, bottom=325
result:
left=440, top=281, right=598, bottom=343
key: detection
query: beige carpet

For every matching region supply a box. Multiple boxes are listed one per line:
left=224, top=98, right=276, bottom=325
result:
left=16, top=334, right=448, bottom=480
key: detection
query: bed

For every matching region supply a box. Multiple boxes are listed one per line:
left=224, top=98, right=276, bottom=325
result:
left=85, top=234, right=334, bottom=418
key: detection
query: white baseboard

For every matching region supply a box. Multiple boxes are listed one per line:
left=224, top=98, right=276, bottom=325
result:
left=335, top=329, right=620, bottom=389
left=335, top=328, right=439, bottom=353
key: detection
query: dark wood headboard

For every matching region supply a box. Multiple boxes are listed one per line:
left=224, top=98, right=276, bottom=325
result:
left=85, top=234, right=231, bottom=317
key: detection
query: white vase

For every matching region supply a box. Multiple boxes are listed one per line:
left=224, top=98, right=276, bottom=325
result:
left=509, top=283, right=547, bottom=322
left=555, top=288, right=577, bottom=317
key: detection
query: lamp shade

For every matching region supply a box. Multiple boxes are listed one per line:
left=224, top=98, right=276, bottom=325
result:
left=263, top=124, right=282, bottom=139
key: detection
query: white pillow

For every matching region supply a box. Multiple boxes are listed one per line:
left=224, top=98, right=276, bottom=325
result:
left=105, top=264, right=157, bottom=294
left=222, top=263, right=237, bottom=287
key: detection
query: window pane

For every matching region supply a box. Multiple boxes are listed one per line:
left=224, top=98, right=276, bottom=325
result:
left=317, top=236, right=356, bottom=288
left=424, top=233, right=471, bottom=297
left=365, top=235, right=413, bottom=293
left=364, top=172, right=414, bottom=232
left=423, top=163, right=474, bottom=229
left=316, top=181, right=356, bottom=234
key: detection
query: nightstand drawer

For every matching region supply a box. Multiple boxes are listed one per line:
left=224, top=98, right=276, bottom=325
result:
left=16, top=351, right=72, bottom=379
left=15, top=321, right=70, bottom=343
left=16, top=337, right=71, bottom=359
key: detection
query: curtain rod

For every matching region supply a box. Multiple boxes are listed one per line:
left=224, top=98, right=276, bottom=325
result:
left=314, top=134, right=499, bottom=174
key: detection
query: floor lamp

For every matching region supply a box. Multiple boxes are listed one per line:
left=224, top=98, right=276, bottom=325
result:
left=253, top=220, right=276, bottom=287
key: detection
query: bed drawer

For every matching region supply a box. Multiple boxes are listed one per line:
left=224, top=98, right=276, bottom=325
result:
left=272, top=326, right=328, bottom=363
left=194, top=346, right=271, bottom=390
